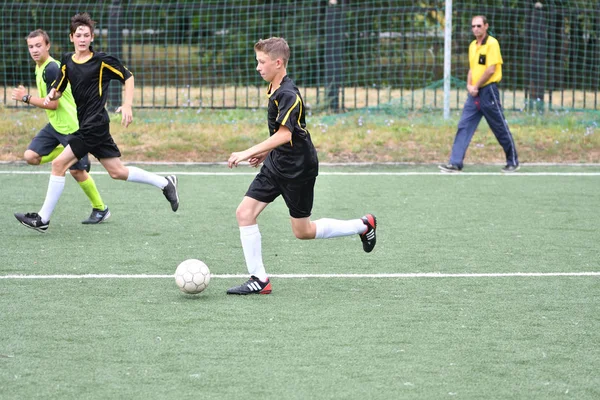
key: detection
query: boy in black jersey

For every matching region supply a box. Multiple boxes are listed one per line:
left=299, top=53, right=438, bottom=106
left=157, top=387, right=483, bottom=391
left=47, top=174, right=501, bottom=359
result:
left=15, top=13, right=179, bottom=233
left=226, top=37, right=377, bottom=295
left=12, top=29, right=109, bottom=226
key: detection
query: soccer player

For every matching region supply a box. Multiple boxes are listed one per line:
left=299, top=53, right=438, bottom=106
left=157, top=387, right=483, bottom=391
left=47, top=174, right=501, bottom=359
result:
left=15, top=13, right=179, bottom=233
left=12, top=29, right=110, bottom=225
left=226, top=37, right=377, bottom=295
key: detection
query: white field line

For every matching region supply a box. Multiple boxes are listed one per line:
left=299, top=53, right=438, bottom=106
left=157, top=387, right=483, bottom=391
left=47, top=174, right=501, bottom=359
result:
left=1, top=170, right=600, bottom=176
left=1, top=272, right=599, bottom=279
left=2, top=161, right=600, bottom=167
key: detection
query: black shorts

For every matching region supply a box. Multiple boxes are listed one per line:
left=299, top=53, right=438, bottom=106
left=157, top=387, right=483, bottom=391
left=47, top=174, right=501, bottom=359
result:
left=69, top=124, right=121, bottom=161
left=27, top=123, right=90, bottom=171
left=246, top=166, right=315, bottom=219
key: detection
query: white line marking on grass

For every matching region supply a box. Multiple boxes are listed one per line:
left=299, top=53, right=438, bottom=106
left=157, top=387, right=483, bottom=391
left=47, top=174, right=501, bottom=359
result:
left=1, top=272, right=599, bottom=279
left=2, top=171, right=600, bottom=176
left=3, top=161, right=600, bottom=167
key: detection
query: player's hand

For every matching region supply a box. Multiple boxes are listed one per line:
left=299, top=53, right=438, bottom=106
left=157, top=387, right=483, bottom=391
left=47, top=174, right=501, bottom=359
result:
left=116, top=105, right=133, bottom=128
left=11, top=85, right=27, bottom=102
left=43, top=88, right=59, bottom=105
left=248, top=157, right=261, bottom=167
left=228, top=151, right=249, bottom=168
left=248, top=151, right=268, bottom=168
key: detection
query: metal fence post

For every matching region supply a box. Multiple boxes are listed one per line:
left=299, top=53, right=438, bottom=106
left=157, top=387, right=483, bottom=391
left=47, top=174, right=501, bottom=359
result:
left=107, top=0, right=123, bottom=109
left=443, top=0, right=452, bottom=120
left=325, top=0, right=343, bottom=112
left=528, top=2, right=547, bottom=113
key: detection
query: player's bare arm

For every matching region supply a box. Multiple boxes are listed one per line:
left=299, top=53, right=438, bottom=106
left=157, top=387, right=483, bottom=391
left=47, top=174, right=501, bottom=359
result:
left=115, top=76, right=134, bottom=128
left=228, top=126, right=292, bottom=168
left=12, top=85, right=59, bottom=110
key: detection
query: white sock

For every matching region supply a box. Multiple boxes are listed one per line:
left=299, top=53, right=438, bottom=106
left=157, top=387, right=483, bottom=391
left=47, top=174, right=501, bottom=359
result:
left=314, top=218, right=366, bottom=239
left=38, top=175, right=66, bottom=223
left=126, top=166, right=168, bottom=189
left=239, top=225, right=268, bottom=282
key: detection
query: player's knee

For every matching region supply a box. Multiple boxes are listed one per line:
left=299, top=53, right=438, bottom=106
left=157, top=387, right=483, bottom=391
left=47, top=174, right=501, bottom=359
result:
left=69, top=169, right=86, bottom=180
left=294, top=232, right=312, bottom=240
left=50, top=161, right=69, bottom=176
left=108, top=170, right=123, bottom=180
left=106, top=167, right=128, bottom=180
left=23, top=150, right=41, bottom=165
left=235, top=206, right=255, bottom=225
left=292, top=226, right=313, bottom=240
left=235, top=207, right=249, bottom=224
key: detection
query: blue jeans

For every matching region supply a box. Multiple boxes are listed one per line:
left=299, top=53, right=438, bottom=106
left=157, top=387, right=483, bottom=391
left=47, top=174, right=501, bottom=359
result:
left=449, top=83, right=519, bottom=169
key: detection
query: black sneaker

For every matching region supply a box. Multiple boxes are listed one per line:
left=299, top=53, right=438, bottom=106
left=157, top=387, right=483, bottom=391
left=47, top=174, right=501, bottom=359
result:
left=360, top=214, right=377, bottom=253
left=438, top=163, right=462, bottom=173
left=226, top=276, right=272, bottom=295
left=162, top=175, right=179, bottom=212
left=82, top=207, right=111, bottom=224
left=14, top=212, right=49, bottom=233
left=501, top=164, right=520, bottom=173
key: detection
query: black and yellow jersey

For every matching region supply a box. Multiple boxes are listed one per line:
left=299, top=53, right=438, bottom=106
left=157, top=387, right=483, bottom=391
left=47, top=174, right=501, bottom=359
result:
left=263, top=76, right=318, bottom=180
left=54, top=48, right=132, bottom=131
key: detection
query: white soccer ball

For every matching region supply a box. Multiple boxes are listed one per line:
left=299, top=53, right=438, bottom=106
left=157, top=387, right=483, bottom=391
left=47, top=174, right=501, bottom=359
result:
left=175, top=259, right=211, bottom=294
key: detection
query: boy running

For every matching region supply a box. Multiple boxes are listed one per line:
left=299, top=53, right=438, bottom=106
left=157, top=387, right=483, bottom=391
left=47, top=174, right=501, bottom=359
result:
left=15, top=13, right=179, bottom=232
left=226, top=37, right=377, bottom=295
left=12, top=29, right=109, bottom=225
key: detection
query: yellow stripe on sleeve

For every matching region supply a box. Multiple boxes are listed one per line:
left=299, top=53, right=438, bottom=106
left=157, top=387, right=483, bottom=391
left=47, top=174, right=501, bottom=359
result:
left=99, top=62, right=125, bottom=97
left=280, top=95, right=301, bottom=126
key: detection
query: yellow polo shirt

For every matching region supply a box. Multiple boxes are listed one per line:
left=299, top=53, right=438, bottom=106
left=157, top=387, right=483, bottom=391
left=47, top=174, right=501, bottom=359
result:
left=469, top=35, right=503, bottom=87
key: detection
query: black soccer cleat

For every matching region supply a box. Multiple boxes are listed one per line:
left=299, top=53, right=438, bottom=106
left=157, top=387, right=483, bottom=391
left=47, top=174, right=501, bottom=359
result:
left=438, top=163, right=462, bottom=173
left=81, top=207, right=111, bottom=224
left=501, top=164, right=520, bottom=173
left=360, top=214, right=377, bottom=253
left=226, top=276, right=272, bottom=295
left=162, top=175, right=179, bottom=212
left=14, top=212, right=49, bottom=233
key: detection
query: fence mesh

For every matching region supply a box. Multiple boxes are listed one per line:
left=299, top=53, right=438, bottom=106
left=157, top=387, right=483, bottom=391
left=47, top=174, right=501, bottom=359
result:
left=1, top=0, right=599, bottom=111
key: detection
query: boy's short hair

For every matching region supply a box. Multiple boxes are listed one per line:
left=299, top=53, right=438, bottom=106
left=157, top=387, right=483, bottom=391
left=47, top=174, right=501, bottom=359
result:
left=27, top=29, right=51, bottom=45
left=254, top=37, right=290, bottom=67
left=70, top=12, right=96, bottom=35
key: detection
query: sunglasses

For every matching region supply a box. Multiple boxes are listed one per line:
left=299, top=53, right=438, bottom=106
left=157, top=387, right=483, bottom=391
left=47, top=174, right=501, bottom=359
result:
left=472, top=24, right=483, bottom=28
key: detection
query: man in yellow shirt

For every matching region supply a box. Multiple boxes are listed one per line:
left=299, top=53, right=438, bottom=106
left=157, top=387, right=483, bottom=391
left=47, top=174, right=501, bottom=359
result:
left=439, top=15, right=519, bottom=173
